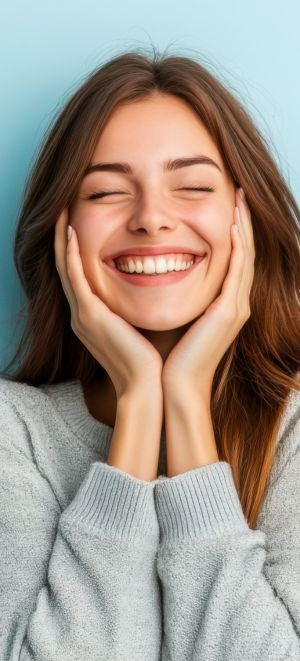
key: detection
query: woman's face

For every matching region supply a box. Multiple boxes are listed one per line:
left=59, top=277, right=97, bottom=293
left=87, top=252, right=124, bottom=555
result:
left=69, top=93, right=237, bottom=331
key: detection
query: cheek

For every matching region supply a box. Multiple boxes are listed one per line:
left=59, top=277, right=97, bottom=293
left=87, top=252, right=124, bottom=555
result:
left=192, top=201, right=233, bottom=299
left=191, top=200, right=233, bottom=251
left=70, top=207, right=108, bottom=256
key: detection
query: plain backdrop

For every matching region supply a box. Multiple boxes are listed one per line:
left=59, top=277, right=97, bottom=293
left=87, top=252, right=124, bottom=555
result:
left=0, top=0, right=299, bottom=373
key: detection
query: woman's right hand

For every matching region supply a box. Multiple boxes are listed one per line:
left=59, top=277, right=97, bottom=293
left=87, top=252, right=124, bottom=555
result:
left=54, top=208, right=163, bottom=401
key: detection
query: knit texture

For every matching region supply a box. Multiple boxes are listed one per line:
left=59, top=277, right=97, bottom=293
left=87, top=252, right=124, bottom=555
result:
left=0, top=376, right=299, bottom=660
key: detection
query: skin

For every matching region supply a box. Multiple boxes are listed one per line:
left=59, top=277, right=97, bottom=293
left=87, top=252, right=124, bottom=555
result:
left=68, top=92, right=240, bottom=427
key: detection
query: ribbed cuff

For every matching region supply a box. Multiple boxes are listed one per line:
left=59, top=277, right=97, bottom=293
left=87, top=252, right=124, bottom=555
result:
left=154, top=461, right=248, bottom=544
left=61, top=461, right=159, bottom=544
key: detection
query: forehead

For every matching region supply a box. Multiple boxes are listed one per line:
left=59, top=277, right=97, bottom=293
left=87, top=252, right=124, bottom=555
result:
left=92, top=94, right=222, bottom=167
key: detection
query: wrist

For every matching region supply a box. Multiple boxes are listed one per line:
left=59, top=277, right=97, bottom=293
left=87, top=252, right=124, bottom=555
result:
left=108, top=387, right=163, bottom=481
left=164, top=392, right=218, bottom=478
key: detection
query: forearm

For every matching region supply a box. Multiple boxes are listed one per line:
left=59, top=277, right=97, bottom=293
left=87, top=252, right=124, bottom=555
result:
left=107, top=386, right=163, bottom=481
left=164, top=391, right=219, bottom=477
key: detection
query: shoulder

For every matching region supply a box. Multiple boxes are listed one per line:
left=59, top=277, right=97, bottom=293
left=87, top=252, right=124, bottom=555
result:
left=0, top=377, right=49, bottom=415
left=269, top=383, right=300, bottom=486
left=0, top=377, right=56, bottom=458
left=277, top=382, right=300, bottom=445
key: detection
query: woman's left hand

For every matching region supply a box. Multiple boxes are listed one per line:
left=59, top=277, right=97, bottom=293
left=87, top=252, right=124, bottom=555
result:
left=161, top=188, right=256, bottom=405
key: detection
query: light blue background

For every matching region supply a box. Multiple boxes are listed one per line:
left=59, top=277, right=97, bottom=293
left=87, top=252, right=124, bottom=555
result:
left=1, top=0, right=299, bottom=372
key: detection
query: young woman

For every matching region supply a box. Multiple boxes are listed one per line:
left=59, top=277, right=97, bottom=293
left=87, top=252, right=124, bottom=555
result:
left=1, top=48, right=299, bottom=660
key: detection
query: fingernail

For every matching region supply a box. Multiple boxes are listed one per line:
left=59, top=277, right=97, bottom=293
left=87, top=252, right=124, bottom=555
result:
left=239, top=188, right=245, bottom=200
left=67, top=225, right=73, bottom=241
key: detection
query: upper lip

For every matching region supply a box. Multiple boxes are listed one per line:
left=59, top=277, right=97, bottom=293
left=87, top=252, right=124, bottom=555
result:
left=104, top=246, right=206, bottom=262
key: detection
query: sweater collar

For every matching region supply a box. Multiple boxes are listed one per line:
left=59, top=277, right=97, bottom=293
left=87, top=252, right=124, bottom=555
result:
left=39, top=378, right=114, bottom=456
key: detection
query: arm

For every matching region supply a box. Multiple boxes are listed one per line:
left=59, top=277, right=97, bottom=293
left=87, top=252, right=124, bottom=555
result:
left=154, top=394, right=300, bottom=661
left=0, top=389, right=162, bottom=661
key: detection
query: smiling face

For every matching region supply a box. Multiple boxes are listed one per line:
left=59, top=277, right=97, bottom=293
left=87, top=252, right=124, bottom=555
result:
left=69, top=92, right=237, bottom=331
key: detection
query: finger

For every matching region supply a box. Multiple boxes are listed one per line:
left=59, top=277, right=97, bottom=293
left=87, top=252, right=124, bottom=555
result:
left=54, top=208, right=70, bottom=277
left=235, top=190, right=255, bottom=276
left=221, top=208, right=245, bottom=304
left=236, top=190, right=255, bottom=264
left=236, top=195, right=256, bottom=299
left=234, top=199, right=255, bottom=313
left=65, top=226, right=96, bottom=312
left=235, top=191, right=247, bottom=250
left=54, top=209, right=79, bottom=312
left=54, top=208, right=69, bottom=268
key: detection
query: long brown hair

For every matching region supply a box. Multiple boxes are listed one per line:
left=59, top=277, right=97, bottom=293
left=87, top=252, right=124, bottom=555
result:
left=2, top=46, right=299, bottom=528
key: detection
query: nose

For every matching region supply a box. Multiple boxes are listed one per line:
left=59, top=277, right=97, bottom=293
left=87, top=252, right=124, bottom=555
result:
left=127, top=190, right=178, bottom=235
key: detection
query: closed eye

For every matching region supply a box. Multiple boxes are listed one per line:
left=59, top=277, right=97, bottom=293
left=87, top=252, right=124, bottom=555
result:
left=178, top=187, right=214, bottom=193
left=87, top=187, right=215, bottom=200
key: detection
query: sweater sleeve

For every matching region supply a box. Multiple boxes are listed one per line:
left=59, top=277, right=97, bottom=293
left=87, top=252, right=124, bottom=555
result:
left=154, top=414, right=300, bottom=661
left=0, top=393, right=162, bottom=661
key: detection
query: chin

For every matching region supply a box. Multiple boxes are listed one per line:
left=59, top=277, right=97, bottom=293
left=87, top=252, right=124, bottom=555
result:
left=128, top=309, right=206, bottom=332
left=134, top=321, right=185, bottom=331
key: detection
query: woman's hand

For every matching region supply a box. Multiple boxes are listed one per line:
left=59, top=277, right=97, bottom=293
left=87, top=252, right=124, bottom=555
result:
left=54, top=209, right=163, bottom=401
left=161, top=188, right=255, bottom=406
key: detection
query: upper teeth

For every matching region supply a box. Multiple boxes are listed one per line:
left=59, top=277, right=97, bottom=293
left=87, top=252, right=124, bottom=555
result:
left=115, top=253, right=195, bottom=274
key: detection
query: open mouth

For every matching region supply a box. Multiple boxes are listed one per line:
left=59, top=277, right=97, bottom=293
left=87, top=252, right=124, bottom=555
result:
left=104, top=253, right=207, bottom=287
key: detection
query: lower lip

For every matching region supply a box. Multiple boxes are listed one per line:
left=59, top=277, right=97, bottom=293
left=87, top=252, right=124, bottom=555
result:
left=104, top=255, right=206, bottom=287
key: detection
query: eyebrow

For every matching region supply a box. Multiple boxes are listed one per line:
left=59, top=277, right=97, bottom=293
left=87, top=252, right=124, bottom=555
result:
left=83, top=155, right=222, bottom=179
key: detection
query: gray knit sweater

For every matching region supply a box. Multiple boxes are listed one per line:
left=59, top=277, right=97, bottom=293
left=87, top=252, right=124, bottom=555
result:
left=0, top=376, right=300, bottom=660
